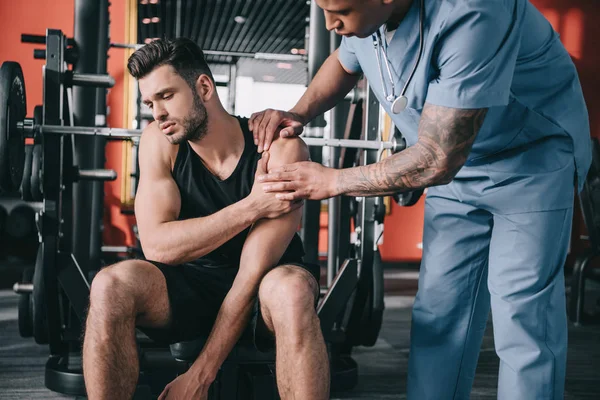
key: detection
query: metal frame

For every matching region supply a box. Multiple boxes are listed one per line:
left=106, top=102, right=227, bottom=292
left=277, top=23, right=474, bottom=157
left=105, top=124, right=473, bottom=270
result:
left=111, top=42, right=307, bottom=61
left=21, top=123, right=402, bottom=152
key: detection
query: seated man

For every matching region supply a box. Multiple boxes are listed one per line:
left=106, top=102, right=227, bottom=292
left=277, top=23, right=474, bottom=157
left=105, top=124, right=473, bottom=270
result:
left=81, top=38, right=329, bottom=400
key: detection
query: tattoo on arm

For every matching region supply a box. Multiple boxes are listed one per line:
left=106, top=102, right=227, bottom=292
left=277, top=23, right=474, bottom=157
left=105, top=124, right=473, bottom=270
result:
left=337, top=104, right=487, bottom=197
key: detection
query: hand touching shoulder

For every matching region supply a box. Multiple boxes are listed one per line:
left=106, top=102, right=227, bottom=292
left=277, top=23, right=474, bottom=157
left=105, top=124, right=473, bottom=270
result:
left=265, top=136, right=310, bottom=171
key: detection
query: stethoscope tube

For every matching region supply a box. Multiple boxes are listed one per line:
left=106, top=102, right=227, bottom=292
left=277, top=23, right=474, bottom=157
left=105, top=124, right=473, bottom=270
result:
left=373, top=0, right=425, bottom=114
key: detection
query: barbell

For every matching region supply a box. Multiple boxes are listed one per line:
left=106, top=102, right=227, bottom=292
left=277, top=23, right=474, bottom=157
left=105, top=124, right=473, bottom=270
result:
left=1, top=61, right=404, bottom=194
left=22, top=123, right=402, bottom=152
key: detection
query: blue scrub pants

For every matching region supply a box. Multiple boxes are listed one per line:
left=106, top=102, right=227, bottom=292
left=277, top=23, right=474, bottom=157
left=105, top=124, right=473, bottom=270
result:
left=406, top=189, right=572, bottom=399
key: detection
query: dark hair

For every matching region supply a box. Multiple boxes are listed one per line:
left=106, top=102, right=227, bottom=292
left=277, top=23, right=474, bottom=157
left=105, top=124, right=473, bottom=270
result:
left=127, top=37, right=214, bottom=90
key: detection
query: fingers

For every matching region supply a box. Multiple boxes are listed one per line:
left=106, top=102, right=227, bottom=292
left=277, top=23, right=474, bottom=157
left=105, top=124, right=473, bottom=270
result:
left=257, top=111, right=274, bottom=153
left=280, top=121, right=304, bottom=138
left=263, top=181, right=294, bottom=192
left=276, top=191, right=304, bottom=201
left=158, top=386, right=169, bottom=400
left=257, top=170, right=294, bottom=183
left=249, top=112, right=265, bottom=146
left=248, top=111, right=258, bottom=131
left=250, top=110, right=305, bottom=152
left=257, top=109, right=288, bottom=153
left=264, top=117, right=283, bottom=152
left=256, top=151, right=270, bottom=175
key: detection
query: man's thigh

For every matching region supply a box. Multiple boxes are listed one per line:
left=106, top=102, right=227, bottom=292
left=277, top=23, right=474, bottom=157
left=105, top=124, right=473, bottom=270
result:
left=91, top=259, right=171, bottom=328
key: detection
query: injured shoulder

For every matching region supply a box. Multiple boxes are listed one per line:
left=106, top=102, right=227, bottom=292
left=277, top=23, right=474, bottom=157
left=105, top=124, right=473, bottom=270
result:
left=264, top=136, right=309, bottom=171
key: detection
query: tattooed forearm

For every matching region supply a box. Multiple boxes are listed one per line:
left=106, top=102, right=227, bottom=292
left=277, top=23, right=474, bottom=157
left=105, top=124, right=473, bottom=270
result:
left=336, top=103, right=487, bottom=197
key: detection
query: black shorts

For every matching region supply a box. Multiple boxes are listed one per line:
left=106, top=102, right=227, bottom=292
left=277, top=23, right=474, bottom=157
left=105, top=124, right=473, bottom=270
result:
left=138, top=259, right=320, bottom=351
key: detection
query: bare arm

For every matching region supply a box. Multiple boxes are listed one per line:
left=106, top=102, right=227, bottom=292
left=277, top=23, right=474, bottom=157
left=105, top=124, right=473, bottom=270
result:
left=135, top=124, right=260, bottom=265
left=290, top=49, right=361, bottom=123
left=335, top=104, right=488, bottom=197
left=190, top=138, right=309, bottom=377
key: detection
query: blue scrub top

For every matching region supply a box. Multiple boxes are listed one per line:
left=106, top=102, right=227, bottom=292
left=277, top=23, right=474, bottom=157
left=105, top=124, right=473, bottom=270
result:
left=338, top=0, right=591, bottom=213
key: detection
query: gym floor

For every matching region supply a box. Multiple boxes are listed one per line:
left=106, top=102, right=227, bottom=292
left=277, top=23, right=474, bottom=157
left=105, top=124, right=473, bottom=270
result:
left=1, top=266, right=599, bottom=399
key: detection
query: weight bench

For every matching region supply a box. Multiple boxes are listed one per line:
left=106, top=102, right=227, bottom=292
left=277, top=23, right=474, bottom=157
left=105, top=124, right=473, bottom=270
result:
left=170, top=336, right=278, bottom=400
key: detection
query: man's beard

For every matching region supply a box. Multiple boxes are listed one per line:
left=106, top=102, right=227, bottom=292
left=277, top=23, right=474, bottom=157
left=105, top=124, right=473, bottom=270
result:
left=168, top=94, right=208, bottom=145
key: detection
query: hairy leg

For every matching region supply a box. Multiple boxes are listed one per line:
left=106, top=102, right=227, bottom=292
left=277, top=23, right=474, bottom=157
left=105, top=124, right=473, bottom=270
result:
left=82, top=260, right=170, bottom=400
left=258, top=265, right=329, bottom=400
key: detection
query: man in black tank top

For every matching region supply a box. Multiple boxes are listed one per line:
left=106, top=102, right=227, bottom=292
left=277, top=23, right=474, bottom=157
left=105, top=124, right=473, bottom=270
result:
left=81, top=38, right=329, bottom=400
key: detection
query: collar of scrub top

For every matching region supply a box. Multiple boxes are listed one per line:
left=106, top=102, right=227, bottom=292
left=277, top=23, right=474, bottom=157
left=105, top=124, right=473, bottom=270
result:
left=372, top=0, right=425, bottom=114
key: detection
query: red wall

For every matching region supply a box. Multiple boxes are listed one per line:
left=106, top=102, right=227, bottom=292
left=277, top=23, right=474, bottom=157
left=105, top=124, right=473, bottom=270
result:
left=0, top=1, right=74, bottom=117
left=0, top=0, right=134, bottom=248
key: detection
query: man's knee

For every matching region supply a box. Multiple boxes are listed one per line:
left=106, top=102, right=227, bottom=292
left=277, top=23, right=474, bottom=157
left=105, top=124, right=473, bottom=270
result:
left=89, top=260, right=151, bottom=318
left=258, top=265, right=318, bottom=324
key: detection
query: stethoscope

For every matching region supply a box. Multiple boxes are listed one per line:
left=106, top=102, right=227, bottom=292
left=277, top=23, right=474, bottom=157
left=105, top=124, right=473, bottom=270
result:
left=372, top=0, right=425, bottom=114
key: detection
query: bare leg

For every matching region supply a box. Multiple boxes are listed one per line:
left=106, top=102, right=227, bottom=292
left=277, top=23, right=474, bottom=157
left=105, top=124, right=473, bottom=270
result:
left=82, top=260, right=171, bottom=400
left=258, top=265, right=329, bottom=400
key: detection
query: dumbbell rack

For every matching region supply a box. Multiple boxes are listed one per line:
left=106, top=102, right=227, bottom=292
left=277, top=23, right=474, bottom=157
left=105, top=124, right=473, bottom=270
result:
left=11, top=29, right=114, bottom=395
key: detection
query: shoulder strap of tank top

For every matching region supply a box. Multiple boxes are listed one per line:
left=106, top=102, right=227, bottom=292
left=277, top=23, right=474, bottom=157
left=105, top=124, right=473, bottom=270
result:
left=172, top=141, right=189, bottom=174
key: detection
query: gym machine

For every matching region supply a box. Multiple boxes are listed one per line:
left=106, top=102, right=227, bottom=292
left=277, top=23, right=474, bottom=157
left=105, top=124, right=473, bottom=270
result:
left=570, top=137, right=600, bottom=325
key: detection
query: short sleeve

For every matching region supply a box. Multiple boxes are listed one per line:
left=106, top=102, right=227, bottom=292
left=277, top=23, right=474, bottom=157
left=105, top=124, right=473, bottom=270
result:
left=426, top=1, right=520, bottom=109
left=337, top=36, right=362, bottom=74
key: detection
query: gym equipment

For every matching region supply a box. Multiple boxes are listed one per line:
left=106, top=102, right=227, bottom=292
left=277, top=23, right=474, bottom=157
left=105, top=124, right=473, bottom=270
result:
left=22, top=123, right=403, bottom=151
left=6, top=204, right=35, bottom=239
left=570, top=137, right=600, bottom=325
left=10, top=29, right=110, bottom=395
left=0, top=61, right=27, bottom=193
left=393, top=188, right=425, bottom=207
left=111, top=41, right=307, bottom=62
left=0, top=66, right=117, bottom=196
left=341, top=86, right=385, bottom=349
left=18, top=267, right=35, bottom=338
left=20, top=144, right=33, bottom=201
left=30, top=144, right=43, bottom=201
left=0, top=205, right=6, bottom=233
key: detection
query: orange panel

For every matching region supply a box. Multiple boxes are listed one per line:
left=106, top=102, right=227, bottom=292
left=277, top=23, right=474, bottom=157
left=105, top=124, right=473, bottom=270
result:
left=0, top=0, right=74, bottom=117
left=102, top=1, right=137, bottom=247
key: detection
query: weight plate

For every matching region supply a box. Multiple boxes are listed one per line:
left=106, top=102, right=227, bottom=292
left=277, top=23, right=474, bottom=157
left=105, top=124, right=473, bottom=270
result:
left=33, top=243, right=48, bottom=344
left=357, top=250, right=384, bottom=347
left=30, top=143, right=43, bottom=201
left=20, top=144, right=33, bottom=201
left=18, top=267, right=35, bottom=338
left=6, top=204, right=35, bottom=239
left=0, top=61, right=27, bottom=193
left=33, top=104, right=42, bottom=126
left=0, top=204, right=6, bottom=233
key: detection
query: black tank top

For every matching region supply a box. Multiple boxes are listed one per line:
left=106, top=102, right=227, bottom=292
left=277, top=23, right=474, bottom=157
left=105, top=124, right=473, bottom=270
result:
left=171, top=116, right=305, bottom=269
